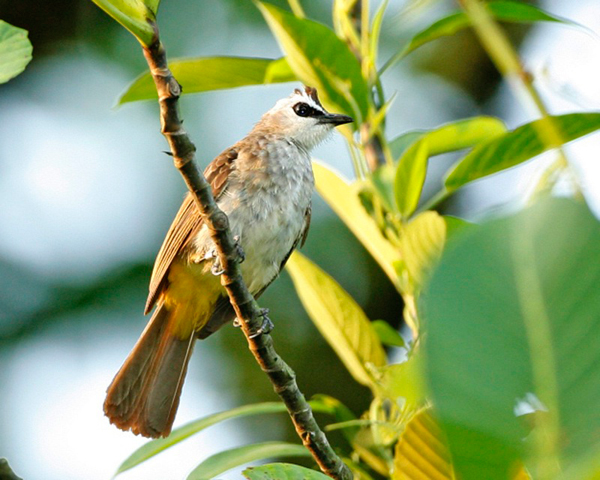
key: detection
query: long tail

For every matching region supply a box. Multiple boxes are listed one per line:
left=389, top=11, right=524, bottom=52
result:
left=103, top=303, right=195, bottom=438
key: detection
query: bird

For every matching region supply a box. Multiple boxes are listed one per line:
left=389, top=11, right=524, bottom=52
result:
left=103, top=86, right=353, bottom=438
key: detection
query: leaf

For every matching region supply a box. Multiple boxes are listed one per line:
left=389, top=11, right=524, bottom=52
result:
left=244, top=463, right=330, bottom=480
left=286, top=251, right=387, bottom=388
left=313, top=161, right=401, bottom=288
left=370, top=164, right=398, bottom=214
left=0, top=458, right=22, bottom=480
left=382, top=1, right=581, bottom=72
left=395, top=142, right=429, bottom=219
left=376, top=354, right=426, bottom=408
left=399, top=211, right=446, bottom=287
left=89, top=0, right=158, bottom=46
left=118, top=56, right=295, bottom=104
left=422, top=197, right=600, bottom=479
left=443, top=215, right=473, bottom=239
left=371, top=320, right=405, bottom=348
left=389, top=131, right=426, bottom=160
left=445, top=113, right=600, bottom=192
left=115, top=400, right=334, bottom=475
left=0, top=21, right=32, bottom=84
left=312, top=394, right=359, bottom=443
left=393, top=411, right=532, bottom=480
left=395, top=117, right=506, bottom=218
left=256, top=1, right=369, bottom=123
left=187, top=442, right=311, bottom=480
left=369, top=0, right=388, bottom=70
left=392, top=409, right=454, bottom=480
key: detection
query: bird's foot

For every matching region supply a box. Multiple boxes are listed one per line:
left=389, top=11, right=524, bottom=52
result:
left=208, top=236, right=244, bottom=275
left=249, top=308, right=273, bottom=339
left=233, top=235, right=245, bottom=264
left=211, top=257, right=225, bottom=276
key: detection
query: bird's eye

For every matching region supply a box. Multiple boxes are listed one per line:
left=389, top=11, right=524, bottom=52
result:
left=293, top=103, right=311, bottom=117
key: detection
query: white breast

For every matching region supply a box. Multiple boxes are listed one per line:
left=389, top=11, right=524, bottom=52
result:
left=195, top=137, right=314, bottom=294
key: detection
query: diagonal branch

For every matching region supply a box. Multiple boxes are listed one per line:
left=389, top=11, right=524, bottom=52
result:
left=141, top=34, right=352, bottom=480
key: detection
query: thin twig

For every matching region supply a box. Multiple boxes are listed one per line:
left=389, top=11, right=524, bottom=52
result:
left=141, top=33, right=352, bottom=480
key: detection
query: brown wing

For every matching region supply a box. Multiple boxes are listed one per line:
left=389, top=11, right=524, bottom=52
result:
left=144, top=147, right=238, bottom=314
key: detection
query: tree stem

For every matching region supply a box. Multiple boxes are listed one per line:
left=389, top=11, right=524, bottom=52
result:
left=141, top=35, right=351, bottom=480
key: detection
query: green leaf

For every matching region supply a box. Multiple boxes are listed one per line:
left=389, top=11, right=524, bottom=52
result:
left=382, top=1, right=580, bottom=72
left=0, top=21, right=32, bottom=84
left=376, top=354, right=426, bottom=408
left=395, top=141, right=429, bottom=219
left=115, top=400, right=333, bottom=475
left=312, top=394, right=359, bottom=444
left=389, top=131, right=426, bottom=161
left=187, top=443, right=311, bottom=480
left=399, top=211, right=446, bottom=287
left=256, top=1, right=369, bottom=123
left=244, top=463, right=329, bottom=480
left=370, top=164, right=398, bottom=214
left=371, top=320, right=405, bottom=348
left=118, top=56, right=295, bottom=105
left=313, top=161, right=401, bottom=288
left=89, top=0, right=158, bottom=46
left=445, top=113, right=600, bottom=192
left=443, top=215, right=473, bottom=239
left=286, top=251, right=387, bottom=388
left=395, top=117, right=506, bottom=218
left=369, top=0, right=388, bottom=69
left=392, top=409, right=454, bottom=480
left=422, top=197, right=600, bottom=479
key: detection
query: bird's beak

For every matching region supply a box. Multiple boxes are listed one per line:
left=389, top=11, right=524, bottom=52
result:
left=318, top=112, right=354, bottom=126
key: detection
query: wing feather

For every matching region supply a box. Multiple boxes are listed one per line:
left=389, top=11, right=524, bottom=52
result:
left=144, top=147, right=238, bottom=314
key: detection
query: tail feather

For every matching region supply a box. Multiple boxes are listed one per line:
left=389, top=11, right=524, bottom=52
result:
left=104, top=304, right=195, bottom=438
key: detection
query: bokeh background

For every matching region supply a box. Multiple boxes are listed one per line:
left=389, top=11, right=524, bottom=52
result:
left=1, top=0, right=599, bottom=479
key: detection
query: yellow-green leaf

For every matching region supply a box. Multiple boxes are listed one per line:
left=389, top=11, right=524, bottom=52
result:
left=287, top=251, right=387, bottom=388
left=394, top=117, right=506, bottom=218
left=445, top=113, right=600, bottom=192
left=376, top=354, right=426, bottom=409
left=393, top=410, right=454, bottom=480
left=0, top=21, right=32, bottom=84
left=118, top=56, right=295, bottom=104
left=399, top=211, right=446, bottom=288
left=393, top=410, right=531, bottom=480
left=395, top=141, right=429, bottom=219
left=187, top=442, right=310, bottom=480
left=372, top=320, right=405, bottom=348
left=89, top=0, right=158, bottom=46
left=114, top=400, right=334, bottom=475
left=256, top=1, right=369, bottom=123
left=313, top=161, right=400, bottom=289
left=244, top=463, right=330, bottom=480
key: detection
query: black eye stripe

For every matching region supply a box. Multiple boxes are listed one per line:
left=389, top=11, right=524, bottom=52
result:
left=293, top=102, right=321, bottom=118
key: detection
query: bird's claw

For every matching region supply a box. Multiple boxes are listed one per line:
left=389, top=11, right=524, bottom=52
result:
left=233, top=235, right=245, bottom=263
left=202, top=246, right=217, bottom=261
left=249, top=308, right=273, bottom=339
left=208, top=236, right=243, bottom=276
left=211, top=257, right=225, bottom=276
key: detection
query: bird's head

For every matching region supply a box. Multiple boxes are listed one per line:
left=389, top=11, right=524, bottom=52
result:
left=257, top=86, right=353, bottom=150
